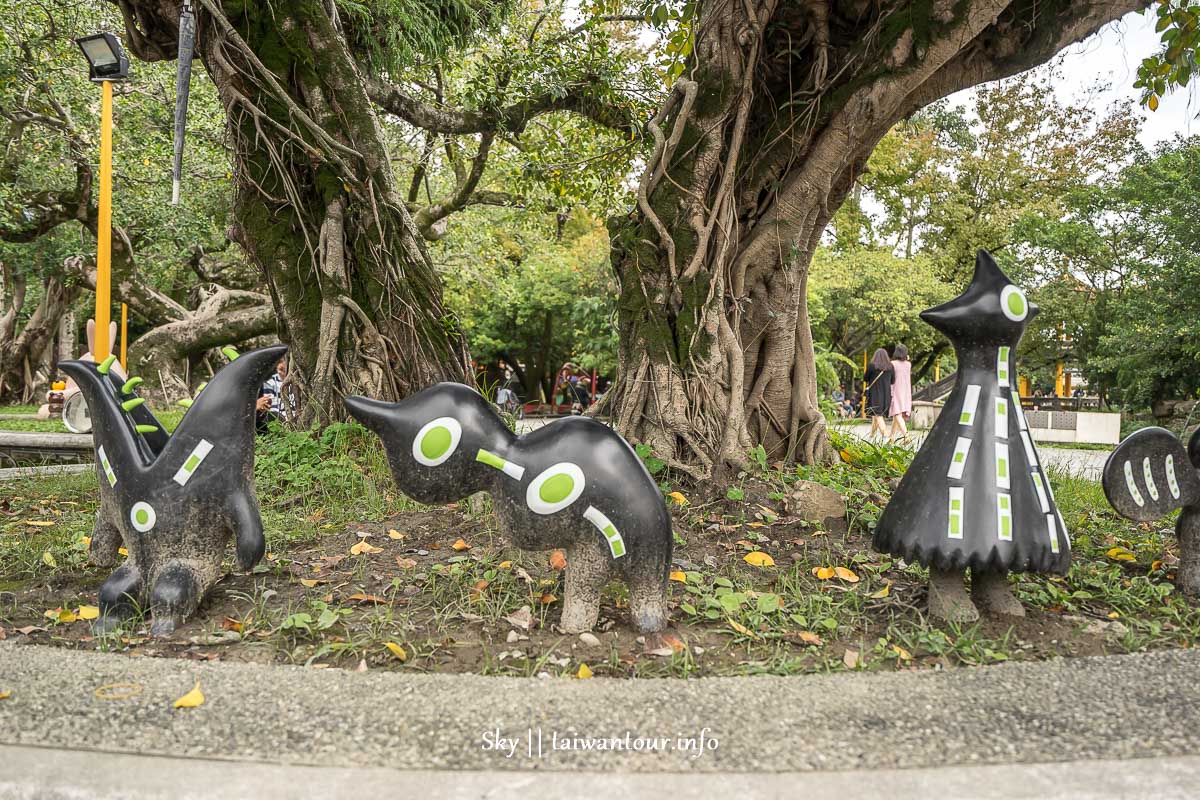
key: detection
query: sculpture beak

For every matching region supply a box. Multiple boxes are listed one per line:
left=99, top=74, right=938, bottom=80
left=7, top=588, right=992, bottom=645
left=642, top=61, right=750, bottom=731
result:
left=343, top=395, right=391, bottom=433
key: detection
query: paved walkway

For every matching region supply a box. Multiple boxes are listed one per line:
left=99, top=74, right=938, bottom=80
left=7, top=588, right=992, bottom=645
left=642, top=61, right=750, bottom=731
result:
left=2, top=642, right=1200, bottom=796
left=833, top=422, right=1113, bottom=480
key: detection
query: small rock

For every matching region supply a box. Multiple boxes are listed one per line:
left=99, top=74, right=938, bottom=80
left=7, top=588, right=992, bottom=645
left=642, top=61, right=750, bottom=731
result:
left=506, top=630, right=527, bottom=643
left=187, top=631, right=241, bottom=646
left=791, top=479, right=847, bottom=523
left=578, top=632, right=601, bottom=647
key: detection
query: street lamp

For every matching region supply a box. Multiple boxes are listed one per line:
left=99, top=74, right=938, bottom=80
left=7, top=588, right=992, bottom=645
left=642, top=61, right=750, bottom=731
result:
left=74, top=32, right=130, bottom=363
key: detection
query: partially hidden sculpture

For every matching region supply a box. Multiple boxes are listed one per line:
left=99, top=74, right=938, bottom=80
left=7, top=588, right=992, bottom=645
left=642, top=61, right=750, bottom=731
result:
left=873, top=250, right=1071, bottom=622
left=345, top=384, right=673, bottom=633
left=60, top=344, right=287, bottom=635
left=1102, top=426, right=1200, bottom=595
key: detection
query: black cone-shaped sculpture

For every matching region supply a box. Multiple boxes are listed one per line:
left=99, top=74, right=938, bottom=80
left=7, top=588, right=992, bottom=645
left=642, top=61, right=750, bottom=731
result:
left=60, top=344, right=286, bottom=635
left=873, top=251, right=1070, bottom=575
left=345, top=384, right=673, bottom=633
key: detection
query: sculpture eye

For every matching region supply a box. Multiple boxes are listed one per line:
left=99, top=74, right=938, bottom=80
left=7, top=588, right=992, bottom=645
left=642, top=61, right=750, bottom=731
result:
left=130, top=501, right=157, bottom=532
left=526, top=463, right=586, bottom=515
left=411, top=417, right=462, bottom=467
left=1000, top=285, right=1028, bottom=322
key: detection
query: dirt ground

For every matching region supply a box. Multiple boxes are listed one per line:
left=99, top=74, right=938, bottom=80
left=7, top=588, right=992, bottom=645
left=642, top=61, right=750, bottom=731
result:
left=0, top=493, right=1118, bottom=677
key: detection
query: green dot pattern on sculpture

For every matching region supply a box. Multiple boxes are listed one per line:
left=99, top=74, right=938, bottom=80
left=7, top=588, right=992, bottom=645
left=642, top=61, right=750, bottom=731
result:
left=135, top=508, right=149, bottom=525
left=1007, top=291, right=1026, bottom=317
left=539, top=473, right=575, bottom=504
left=420, top=426, right=452, bottom=460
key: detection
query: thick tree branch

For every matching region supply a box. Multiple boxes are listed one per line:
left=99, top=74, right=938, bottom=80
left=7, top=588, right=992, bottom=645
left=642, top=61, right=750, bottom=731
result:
left=365, top=75, right=636, bottom=135
left=412, top=132, right=496, bottom=240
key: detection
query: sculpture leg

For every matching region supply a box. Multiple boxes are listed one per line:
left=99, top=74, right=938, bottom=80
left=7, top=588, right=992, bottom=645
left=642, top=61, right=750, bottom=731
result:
left=628, top=559, right=669, bottom=634
left=96, top=562, right=143, bottom=634
left=88, top=511, right=122, bottom=568
left=559, top=538, right=609, bottom=634
left=971, top=570, right=1025, bottom=617
left=928, top=567, right=979, bottom=623
left=1175, top=508, right=1200, bottom=596
left=148, top=560, right=203, bottom=637
left=227, top=491, right=266, bottom=571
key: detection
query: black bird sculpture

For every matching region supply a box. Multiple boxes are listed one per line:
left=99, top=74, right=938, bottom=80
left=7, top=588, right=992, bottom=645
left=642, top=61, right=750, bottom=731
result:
left=345, top=384, right=673, bottom=633
left=1102, top=426, right=1200, bottom=595
left=60, top=344, right=286, bottom=636
left=873, top=250, right=1070, bottom=621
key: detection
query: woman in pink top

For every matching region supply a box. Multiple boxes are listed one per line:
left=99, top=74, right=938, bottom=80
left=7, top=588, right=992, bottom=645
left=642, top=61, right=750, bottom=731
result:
left=888, top=344, right=913, bottom=443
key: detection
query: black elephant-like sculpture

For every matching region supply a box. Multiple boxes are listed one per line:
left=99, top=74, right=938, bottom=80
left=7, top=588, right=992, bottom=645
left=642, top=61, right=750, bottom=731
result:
left=60, top=344, right=286, bottom=635
left=1102, top=426, right=1200, bottom=595
left=345, top=384, right=673, bottom=633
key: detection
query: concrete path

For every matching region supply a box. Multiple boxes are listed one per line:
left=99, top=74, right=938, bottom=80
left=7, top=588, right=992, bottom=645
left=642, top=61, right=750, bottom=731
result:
left=2, top=642, right=1200, bottom=796
left=833, top=422, right=1113, bottom=480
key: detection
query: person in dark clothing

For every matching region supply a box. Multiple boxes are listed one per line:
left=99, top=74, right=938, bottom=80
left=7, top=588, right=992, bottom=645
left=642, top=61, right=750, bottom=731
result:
left=864, top=348, right=894, bottom=441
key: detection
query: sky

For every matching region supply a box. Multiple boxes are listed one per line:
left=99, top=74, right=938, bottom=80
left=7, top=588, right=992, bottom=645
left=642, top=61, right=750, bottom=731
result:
left=948, top=9, right=1197, bottom=149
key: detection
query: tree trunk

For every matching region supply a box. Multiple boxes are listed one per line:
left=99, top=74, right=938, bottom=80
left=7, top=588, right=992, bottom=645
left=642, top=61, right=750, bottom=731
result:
left=609, top=0, right=1145, bottom=479
left=0, top=266, right=76, bottom=403
left=116, top=0, right=469, bottom=425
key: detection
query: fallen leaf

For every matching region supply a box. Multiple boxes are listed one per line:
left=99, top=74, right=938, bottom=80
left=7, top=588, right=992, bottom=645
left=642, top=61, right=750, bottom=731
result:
left=387, top=529, right=404, bottom=540
left=470, top=580, right=490, bottom=599
left=549, top=550, right=568, bottom=571
left=94, top=682, right=143, bottom=700
left=452, top=538, right=471, bottom=551
left=76, top=605, right=100, bottom=621
left=505, top=606, right=534, bottom=631
left=25, top=520, right=54, bottom=528
left=118, top=547, right=129, bottom=556
left=498, top=560, right=513, bottom=569
left=669, top=570, right=687, bottom=583
left=839, top=449, right=856, bottom=463
left=870, top=583, right=891, bottom=599
left=666, top=491, right=688, bottom=506
left=355, top=658, right=369, bottom=673
left=395, top=557, right=417, bottom=569
left=299, top=578, right=322, bottom=588
left=660, top=632, right=687, bottom=653
left=384, top=642, right=407, bottom=661
left=346, top=593, right=386, bottom=604
left=843, top=649, right=860, bottom=669
left=41, top=552, right=57, bottom=568
left=172, top=681, right=205, bottom=709
left=1107, top=611, right=1121, bottom=619
left=743, top=551, right=775, bottom=567
left=350, top=541, right=382, bottom=555
left=728, top=619, right=756, bottom=638
left=576, top=663, right=593, bottom=679
left=797, top=631, right=823, bottom=646
left=747, top=522, right=765, bottom=528
left=15, top=626, right=45, bottom=635
left=220, top=617, right=244, bottom=633
left=1152, top=560, right=1164, bottom=571
left=0, top=690, right=9, bottom=700
left=812, top=566, right=835, bottom=580
left=79, top=536, right=91, bottom=547
left=834, top=567, right=860, bottom=583
left=43, top=607, right=76, bottom=624
left=892, top=645, right=912, bottom=661
left=539, top=592, right=558, bottom=605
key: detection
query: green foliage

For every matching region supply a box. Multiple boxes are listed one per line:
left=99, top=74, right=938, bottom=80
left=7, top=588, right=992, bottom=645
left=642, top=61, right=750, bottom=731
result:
left=1135, top=2, right=1200, bottom=110
left=1022, top=137, right=1200, bottom=407
left=439, top=208, right=618, bottom=394
left=338, top=0, right=512, bottom=74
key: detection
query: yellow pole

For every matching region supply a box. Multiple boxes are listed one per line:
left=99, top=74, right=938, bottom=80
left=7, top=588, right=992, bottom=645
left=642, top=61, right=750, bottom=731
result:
left=95, top=79, right=114, bottom=361
left=120, top=303, right=128, bottom=372
left=934, top=360, right=940, bottom=383
left=1055, top=361, right=1065, bottom=398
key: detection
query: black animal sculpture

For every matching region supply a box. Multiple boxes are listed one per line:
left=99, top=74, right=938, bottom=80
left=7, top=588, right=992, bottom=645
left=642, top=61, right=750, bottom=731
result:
left=873, top=250, right=1070, bottom=622
left=60, top=344, right=287, bottom=636
left=345, top=384, right=673, bottom=633
left=1102, top=426, right=1200, bottom=595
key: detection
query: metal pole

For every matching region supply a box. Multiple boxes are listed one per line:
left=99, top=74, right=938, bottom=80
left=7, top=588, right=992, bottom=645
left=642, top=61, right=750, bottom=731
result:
left=95, top=79, right=114, bottom=361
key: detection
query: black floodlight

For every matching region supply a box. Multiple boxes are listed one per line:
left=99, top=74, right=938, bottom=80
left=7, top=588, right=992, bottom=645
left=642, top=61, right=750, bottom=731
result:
left=75, top=33, right=130, bottom=82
